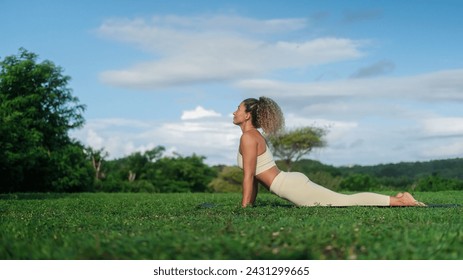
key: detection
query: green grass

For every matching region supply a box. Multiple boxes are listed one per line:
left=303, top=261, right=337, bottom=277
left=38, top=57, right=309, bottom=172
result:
left=0, top=191, right=461, bottom=260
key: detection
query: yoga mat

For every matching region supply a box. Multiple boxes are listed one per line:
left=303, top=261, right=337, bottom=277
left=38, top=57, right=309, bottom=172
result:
left=425, top=204, right=461, bottom=208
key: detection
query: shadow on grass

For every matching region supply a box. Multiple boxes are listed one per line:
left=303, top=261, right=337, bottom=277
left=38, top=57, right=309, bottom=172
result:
left=195, top=200, right=295, bottom=209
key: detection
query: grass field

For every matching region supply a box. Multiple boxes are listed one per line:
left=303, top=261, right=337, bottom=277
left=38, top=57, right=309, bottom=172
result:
left=0, top=191, right=461, bottom=260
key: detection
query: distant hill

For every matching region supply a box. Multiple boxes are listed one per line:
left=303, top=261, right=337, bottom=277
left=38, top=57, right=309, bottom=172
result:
left=290, top=157, right=463, bottom=180
left=336, top=158, right=463, bottom=180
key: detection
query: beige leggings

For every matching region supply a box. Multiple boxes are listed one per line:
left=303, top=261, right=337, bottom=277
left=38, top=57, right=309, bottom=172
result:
left=270, top=172, right=390, bottom=207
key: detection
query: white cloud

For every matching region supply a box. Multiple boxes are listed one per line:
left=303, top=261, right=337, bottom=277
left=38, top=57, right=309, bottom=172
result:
left=71, top=116, right=241, bottom=165
left=71, top=106, right=463, bottom=167
left=97, top=15, right=308, bottom=52
left=420, top=141, right=463, bottom=158
left=284, top=113, right=358, bottom=142
left=97, top=15, right=365, bottom=89
left=181, top=106, right=222, bottom=120
left=86, top=129, right=104, bottom=149
left=245, top=70, right=463, bottom=165
left=420, top=117, right=463, bottom=136
left=236, top=69, right=463, bottom=102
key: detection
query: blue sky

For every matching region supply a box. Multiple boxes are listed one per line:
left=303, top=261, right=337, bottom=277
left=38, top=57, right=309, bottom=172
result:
left=2, top=0, right=463, bottom=166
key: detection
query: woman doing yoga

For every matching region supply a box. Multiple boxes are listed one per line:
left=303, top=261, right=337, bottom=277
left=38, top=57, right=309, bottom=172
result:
left=233, top=96, right=426, bottom=208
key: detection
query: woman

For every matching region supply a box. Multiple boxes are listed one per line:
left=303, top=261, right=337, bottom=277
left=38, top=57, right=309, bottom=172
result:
left=233, top=96, right=426, bottom=208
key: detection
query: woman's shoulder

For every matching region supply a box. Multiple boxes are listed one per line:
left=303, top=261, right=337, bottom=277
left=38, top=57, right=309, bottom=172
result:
left=240, top=130, right=263, bottom=142
left=240, top=130, right=254, bottom=140
left=240, top=130, right=267, bottom=149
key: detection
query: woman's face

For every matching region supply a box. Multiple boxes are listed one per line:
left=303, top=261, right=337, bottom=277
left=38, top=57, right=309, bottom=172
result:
left=232, top=103, right=249, bottom=125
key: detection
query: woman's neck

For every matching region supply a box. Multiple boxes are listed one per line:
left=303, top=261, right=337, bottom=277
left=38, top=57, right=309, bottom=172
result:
left=240, top=122, right=257, bottom=133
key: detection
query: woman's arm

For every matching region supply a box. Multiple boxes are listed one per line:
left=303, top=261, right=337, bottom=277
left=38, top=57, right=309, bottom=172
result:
left=240, top=133, right=258, bottom=207
left=250, top=177, right=259, bottom=205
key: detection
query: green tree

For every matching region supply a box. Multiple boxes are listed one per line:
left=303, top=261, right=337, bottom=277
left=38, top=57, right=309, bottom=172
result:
left=96, top=146, right=165, bottom=191
left=84, top=147, right=109, bottom=180
left=0, top=48, right=88, bottom=192
left=98, top=147, right=216, bottom=193
left=49, top=143, right=95, bottom=192
left=268, top=126, right=327, bottom=171
left=122, top=146, right=165, bottom=181
left=150, top=154, right=217, bottom=193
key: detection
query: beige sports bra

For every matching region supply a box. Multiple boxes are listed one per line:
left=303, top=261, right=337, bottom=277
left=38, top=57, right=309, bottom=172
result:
left=237, top=145, right=276, bottom=175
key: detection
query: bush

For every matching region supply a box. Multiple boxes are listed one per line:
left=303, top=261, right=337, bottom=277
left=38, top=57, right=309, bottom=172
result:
left=151, top=155, right=217, bottom=193
left=127, top=180, right=157, bottom=193
left=94, top=178, right=131, bottom=193
left=415, top=175, right=463, bottom=191
left=208, top=166, right=243, bottom=192
left=339, top=174, right=378, bottom=191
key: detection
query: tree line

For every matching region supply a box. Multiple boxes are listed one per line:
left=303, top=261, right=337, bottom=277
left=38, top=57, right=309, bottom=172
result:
left=0, top=49, right=216, bottom=193
left=1, top=49, right=462, bottom=193
left=88, top=146, right=217, bottom=193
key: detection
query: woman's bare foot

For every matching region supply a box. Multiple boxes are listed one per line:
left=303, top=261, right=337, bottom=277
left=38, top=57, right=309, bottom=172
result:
left=390, top=192, right=426, bottom=206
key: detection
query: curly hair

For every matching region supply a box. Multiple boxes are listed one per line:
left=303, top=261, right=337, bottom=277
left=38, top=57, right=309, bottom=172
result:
left=242, top=96, right=285, bottom=135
